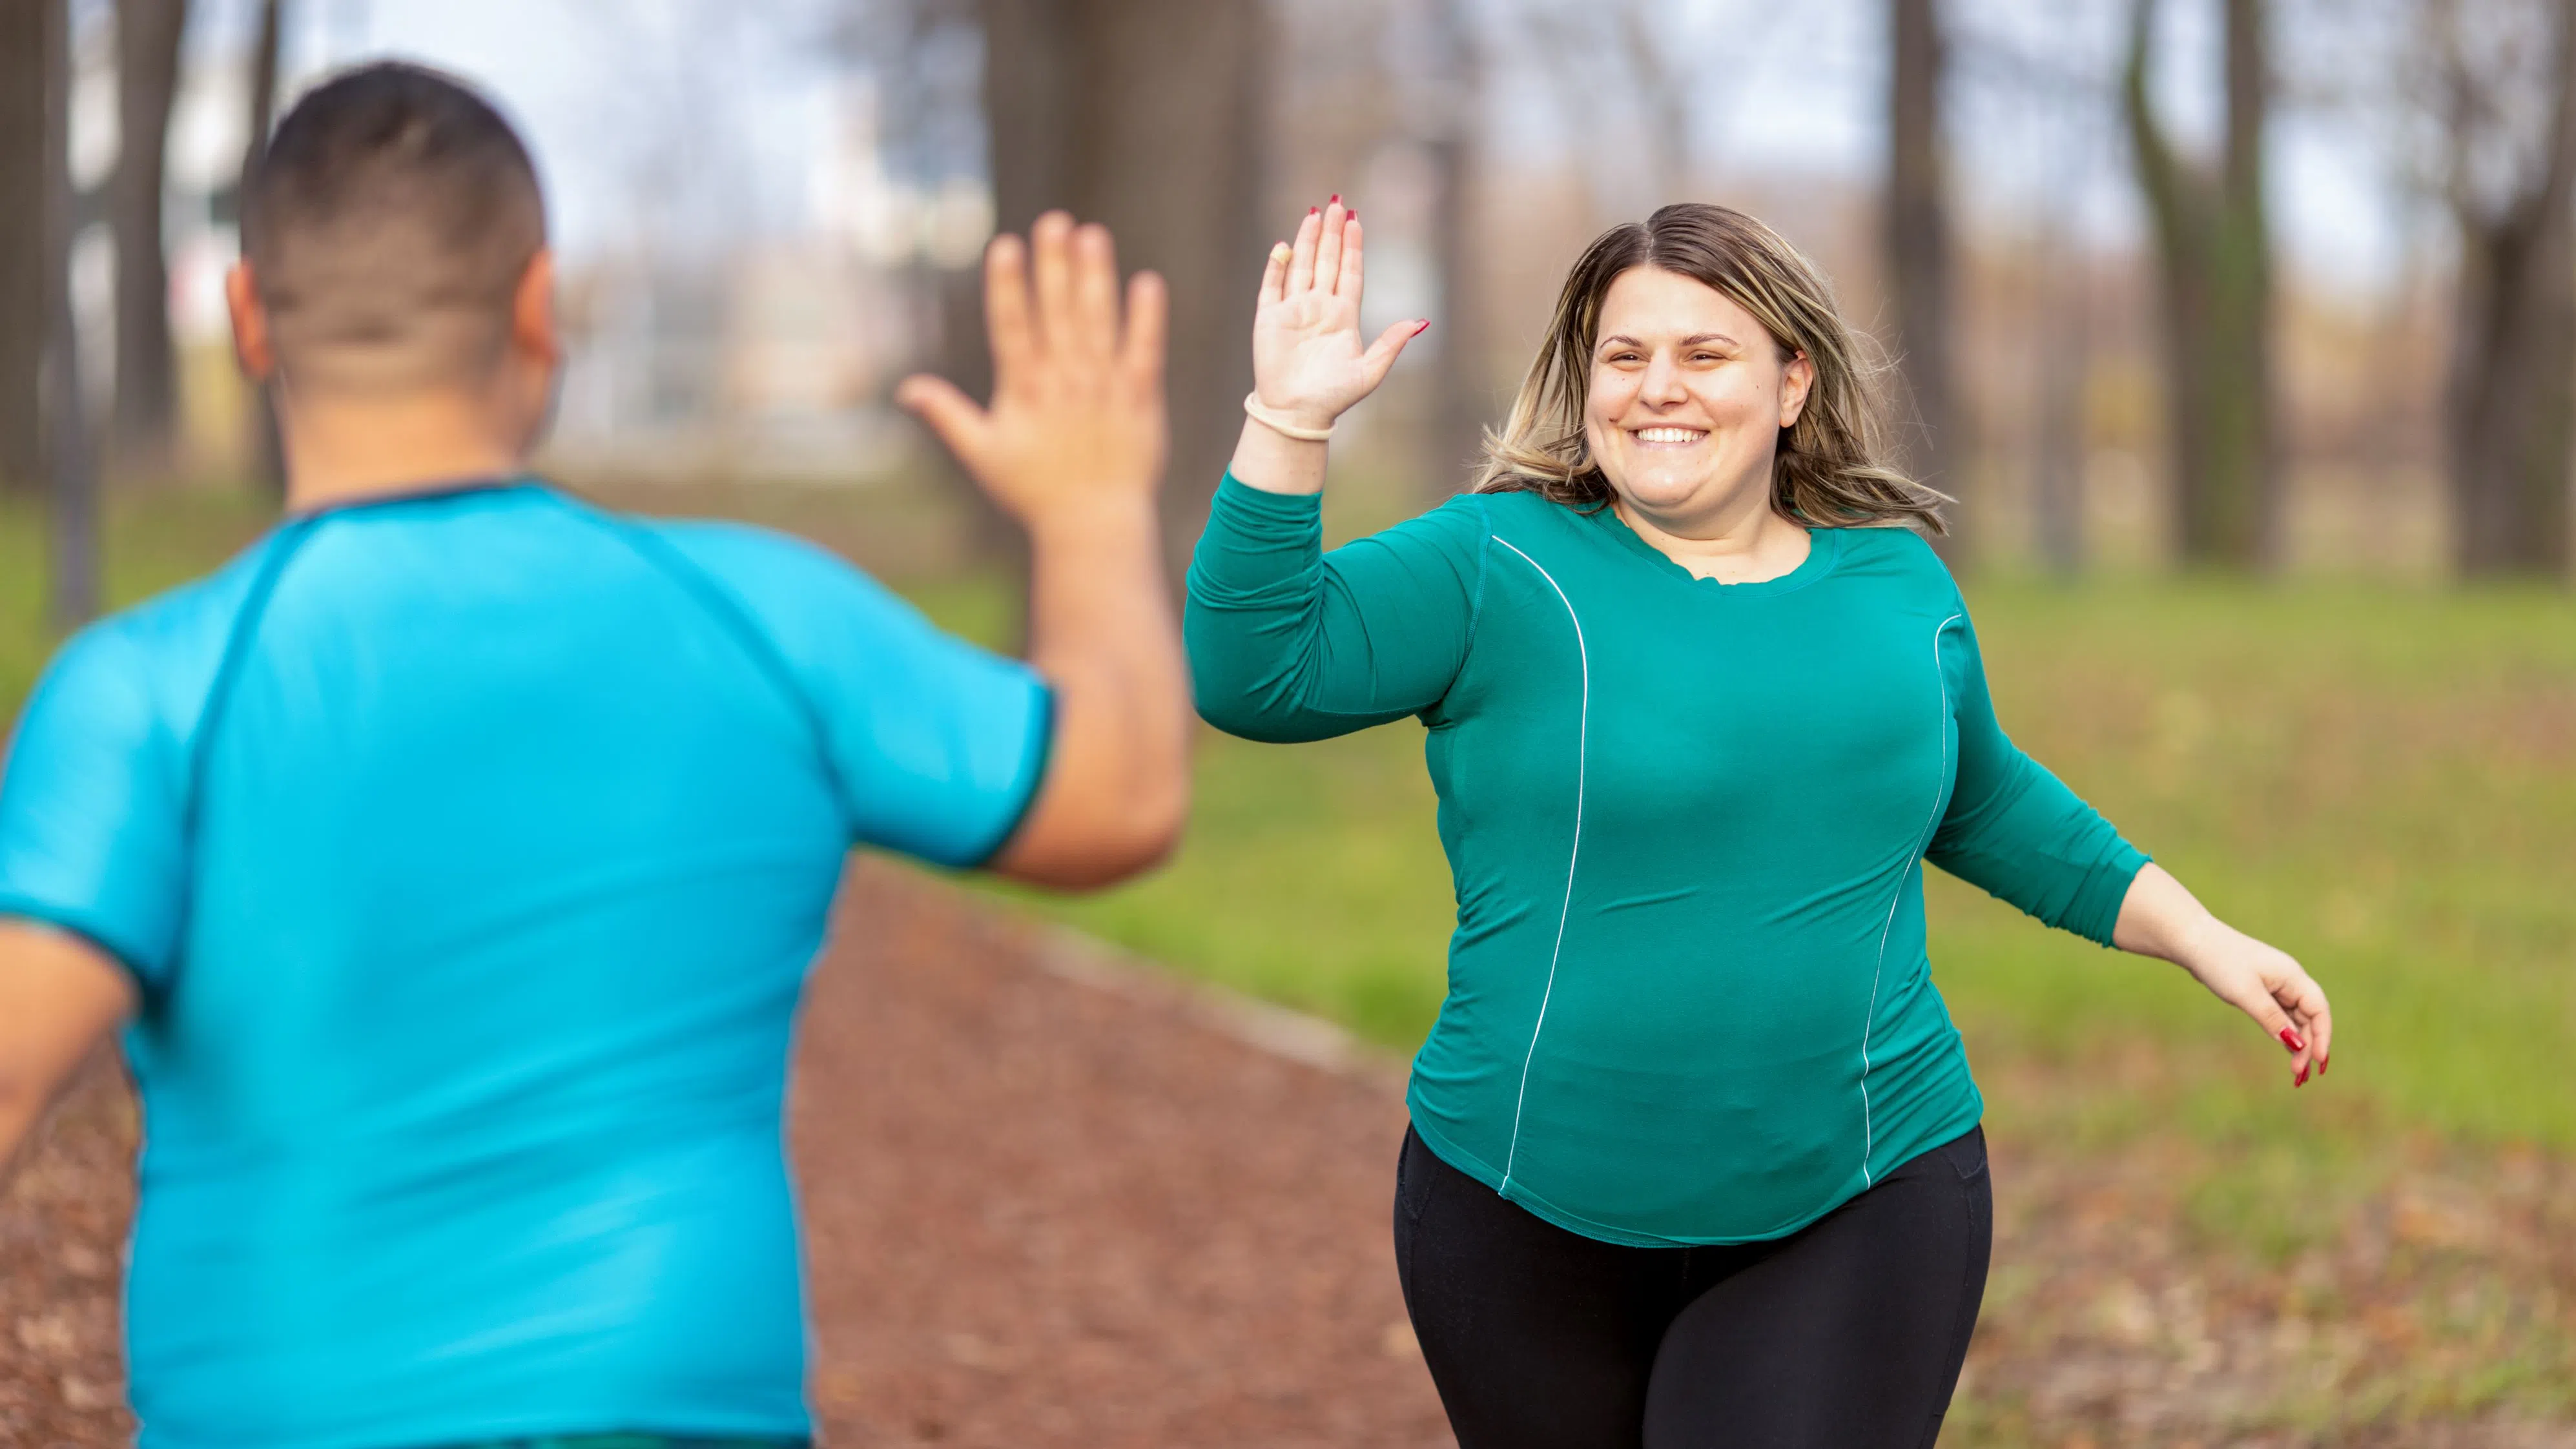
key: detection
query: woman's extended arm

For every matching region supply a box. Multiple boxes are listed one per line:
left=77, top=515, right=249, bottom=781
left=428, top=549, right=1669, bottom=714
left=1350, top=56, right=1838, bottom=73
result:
left=2110, top=863, right=2332, bottom=1084
left=1184, top=197, right=1478, bottom=743
left=1929, top=608, right=2333, bottom=1087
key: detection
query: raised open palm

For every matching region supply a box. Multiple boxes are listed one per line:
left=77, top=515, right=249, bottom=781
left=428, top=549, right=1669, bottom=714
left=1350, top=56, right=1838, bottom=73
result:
left=897, top=212, right=1168, bottom=528
left=1252, top=198, right=1427, bottom=431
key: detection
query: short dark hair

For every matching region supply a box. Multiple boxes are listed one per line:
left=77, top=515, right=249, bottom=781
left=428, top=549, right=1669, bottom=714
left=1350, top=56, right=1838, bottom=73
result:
left=242, top=63, right=546, bottom=393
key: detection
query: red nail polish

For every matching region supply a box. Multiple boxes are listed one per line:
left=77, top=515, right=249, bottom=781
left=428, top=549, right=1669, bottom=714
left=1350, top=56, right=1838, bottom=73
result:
left=2295, top=1066, right=2309, bottom=1087
left=2278, top=1027, right=2305, bottom=1053
left=1414, top=320, right=1431, bottom=335
left=1330, top=194, right=1341, bottom=205
left=1308, top=207, right=1319, bottom=216
left=1348, top=209, right=1359, bottom=222
left=2318, top=1055, right=2329, bottom=1076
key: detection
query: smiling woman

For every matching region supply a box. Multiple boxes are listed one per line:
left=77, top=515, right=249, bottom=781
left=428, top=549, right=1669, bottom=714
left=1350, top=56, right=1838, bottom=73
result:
left=1476, top=203, right=1944, bottom=573
left=1184, top=196, right=2332, bottom=1449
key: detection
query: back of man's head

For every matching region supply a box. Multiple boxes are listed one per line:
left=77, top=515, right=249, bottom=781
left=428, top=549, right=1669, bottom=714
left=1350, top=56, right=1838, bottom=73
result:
left=243, top=63, right=546, bottom=396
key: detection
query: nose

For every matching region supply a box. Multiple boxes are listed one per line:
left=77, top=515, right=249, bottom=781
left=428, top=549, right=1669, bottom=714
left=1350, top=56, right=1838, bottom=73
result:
left=1638, top=349, right=1688, bottom=408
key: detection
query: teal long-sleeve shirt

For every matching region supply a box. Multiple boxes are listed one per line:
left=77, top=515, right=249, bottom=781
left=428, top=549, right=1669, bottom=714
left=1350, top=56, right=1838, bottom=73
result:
left=1186, top=476, right=2148, bottom=1246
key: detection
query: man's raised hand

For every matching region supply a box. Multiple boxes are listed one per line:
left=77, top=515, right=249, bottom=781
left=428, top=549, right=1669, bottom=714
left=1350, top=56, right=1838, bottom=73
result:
left=896, top=212, right=1168, bottom=529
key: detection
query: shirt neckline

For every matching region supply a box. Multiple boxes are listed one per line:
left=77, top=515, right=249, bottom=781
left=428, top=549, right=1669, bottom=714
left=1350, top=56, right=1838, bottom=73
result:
left=285, top=475, right=541, bottom=522
left=1585, top=502, right=1845, bottom=597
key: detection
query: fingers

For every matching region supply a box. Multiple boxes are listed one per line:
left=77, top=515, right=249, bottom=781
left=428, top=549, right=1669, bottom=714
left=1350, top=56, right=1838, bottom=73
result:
left=1030, top=211, right=1077, bottom=353
left=1337, top=212, right=1364, bottom=298
left=1288, top=205, right=1323, bottom=294
left=984, top=233, right=1035, bottom=379
left=2236, top=965, right=2333, bottom=1087
left=1071, top=222, right=1120, bottom=360
left=1359, top=317, right=1430, bottom=389
left=893, top=373, right=990, bottom=470
left=1314, top=196, right=1348, bottom=298
left=2226, top=976, right=2305, bottom=1076
left=2266, top=962, right=2331, bottom=1085
left=1261, top=239, right=1292, bottom=303
left=2285, top=970, right=2333, bottom=1078
left=1121, top=269, right=1169, bottom=389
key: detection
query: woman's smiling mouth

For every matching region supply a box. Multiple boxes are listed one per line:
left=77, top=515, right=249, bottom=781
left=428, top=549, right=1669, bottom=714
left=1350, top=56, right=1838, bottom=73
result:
left=1632, top=426, right=1708, bottom=446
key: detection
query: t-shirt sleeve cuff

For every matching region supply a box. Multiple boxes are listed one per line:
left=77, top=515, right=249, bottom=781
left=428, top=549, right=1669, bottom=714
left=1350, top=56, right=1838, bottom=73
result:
left=1213, top=472, right=1325, bottom=526
left=0, top=895, right=161, bottom=989
left=2065, top=844, right=2151, bottom=948
left=961, top=681, right=1058, bottom=870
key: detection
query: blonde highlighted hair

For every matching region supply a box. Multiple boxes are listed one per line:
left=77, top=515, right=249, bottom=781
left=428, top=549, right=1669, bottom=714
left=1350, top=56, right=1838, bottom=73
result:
left=1475, top=202, right=1948, bottom=534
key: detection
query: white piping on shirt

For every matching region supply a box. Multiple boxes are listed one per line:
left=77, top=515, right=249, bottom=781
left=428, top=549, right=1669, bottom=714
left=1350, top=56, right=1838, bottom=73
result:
left=1493, top=537, right=1588, bottom=1193
left=1859, top=611, right=1964, bottom=1186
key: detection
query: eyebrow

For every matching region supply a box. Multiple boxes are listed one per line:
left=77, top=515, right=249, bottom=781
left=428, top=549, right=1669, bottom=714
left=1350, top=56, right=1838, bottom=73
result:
left=1597, top=332, right=1742, bottom=351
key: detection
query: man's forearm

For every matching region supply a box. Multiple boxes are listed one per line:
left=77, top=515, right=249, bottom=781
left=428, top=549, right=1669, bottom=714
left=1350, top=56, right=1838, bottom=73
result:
left=0, top=923, right=137, bottom=1176
left=996, top=500, right=1192, bottom=886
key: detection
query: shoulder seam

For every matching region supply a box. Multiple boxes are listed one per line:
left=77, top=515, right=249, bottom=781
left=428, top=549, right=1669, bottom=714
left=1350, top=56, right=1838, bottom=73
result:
left=168, top=519, right=329, bottom=996
left=1465, top=493, right=1494, bottom=662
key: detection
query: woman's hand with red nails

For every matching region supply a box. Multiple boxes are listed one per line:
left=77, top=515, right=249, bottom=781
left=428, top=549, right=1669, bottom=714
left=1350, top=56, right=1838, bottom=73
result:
left=1248, top=196, right=1427, bottom=432
left=2112, top=863, right=2335, bottom=1086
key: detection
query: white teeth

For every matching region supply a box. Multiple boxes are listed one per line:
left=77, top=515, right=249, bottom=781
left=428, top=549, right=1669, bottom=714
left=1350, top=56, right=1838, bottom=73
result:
left=1635, top=427, right=1705, bottom=444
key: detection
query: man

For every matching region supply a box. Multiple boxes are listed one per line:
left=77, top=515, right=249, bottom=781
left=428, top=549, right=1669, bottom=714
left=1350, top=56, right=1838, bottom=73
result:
left=0, top=63, right=1190, bottom=1448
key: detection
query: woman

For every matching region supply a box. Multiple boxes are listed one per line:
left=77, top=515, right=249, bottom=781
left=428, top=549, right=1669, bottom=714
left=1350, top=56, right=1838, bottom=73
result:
left=1184, top=200, right=2333, bottom=1448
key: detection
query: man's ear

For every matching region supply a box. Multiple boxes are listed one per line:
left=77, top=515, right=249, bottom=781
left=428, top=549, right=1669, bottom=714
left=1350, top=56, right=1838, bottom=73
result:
left=511, top=249, right=561, bottom=367
left=225, top=263, right=274, bottom=382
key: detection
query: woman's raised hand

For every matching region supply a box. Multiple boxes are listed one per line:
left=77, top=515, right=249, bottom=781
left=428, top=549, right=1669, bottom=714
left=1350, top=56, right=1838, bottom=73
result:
left=1252, top=198, right=1428, bottom=431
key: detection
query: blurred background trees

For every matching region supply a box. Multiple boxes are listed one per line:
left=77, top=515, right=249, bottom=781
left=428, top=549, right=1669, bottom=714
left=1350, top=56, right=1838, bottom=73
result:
left=0, top=3, right=44, bottom=502
left=982, top=0, right=1268, bottom=568
left=10, top=0, right=2576, bottom=604
left=1886, top=0, right=1963, bottom=555
left=2418, top=0, right=2576, bottom=577
left=39, top=0, right=99, bottom=626
left=110, top=0, right=187, bottom=479
left=2124, top=0, right=2278, bottom=569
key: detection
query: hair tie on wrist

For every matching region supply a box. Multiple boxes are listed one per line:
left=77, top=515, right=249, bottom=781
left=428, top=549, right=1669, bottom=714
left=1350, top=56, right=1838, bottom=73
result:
left=1244, top=393, right=1334, bottom=442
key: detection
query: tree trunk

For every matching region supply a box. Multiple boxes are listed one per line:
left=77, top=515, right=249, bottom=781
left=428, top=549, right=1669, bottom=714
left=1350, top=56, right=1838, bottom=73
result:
left=111, top=0, right=187, bottom=477
left=1423, top=0, right=1483, bottom=500
left=2122, top=0, right=2276, bottom=570
left=2444, top=5, right=2576, bottom=578
left=245, top=0, right=286, bottom=497
left=45, top=0, right=101, bottom=628
left=1886, top=0, right=1961, bottom=555
left=0, top=0, right=45, bottom=494
left=2030, top=242, right=2089, bottom=578
left=1423, top=127, right=1484, bottom=498
left=978, top=0, right=1269, bottom=575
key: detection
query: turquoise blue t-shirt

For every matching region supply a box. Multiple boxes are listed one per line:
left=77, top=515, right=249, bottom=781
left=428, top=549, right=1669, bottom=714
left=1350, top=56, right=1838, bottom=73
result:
left=0, top=481, right=1052, bottom=1449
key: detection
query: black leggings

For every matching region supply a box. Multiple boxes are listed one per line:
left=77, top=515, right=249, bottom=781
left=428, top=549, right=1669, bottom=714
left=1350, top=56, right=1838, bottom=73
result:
left=1393, top=1125, right=1992, bottom=1449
